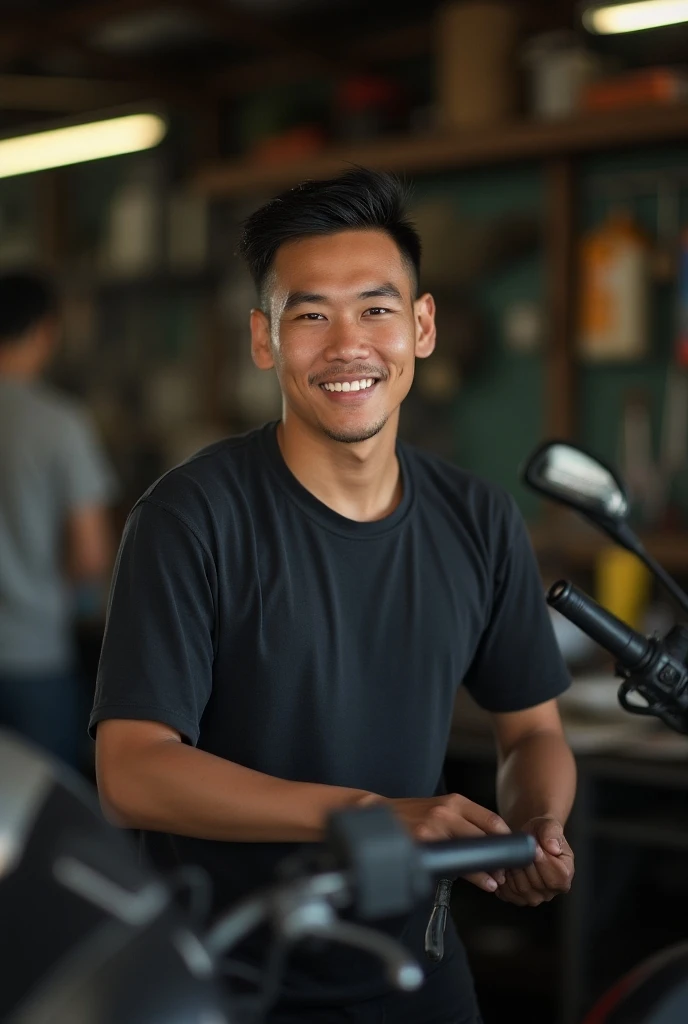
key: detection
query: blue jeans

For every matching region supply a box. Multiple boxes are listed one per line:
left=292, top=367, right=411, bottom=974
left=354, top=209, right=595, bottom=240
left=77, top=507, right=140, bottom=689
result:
left=0, top=669, right=85, bottom=770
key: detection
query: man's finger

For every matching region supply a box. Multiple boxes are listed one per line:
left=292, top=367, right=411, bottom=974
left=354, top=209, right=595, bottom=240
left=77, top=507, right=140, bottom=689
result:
left=504, top=870, right=547, bottom=907
left=518, top=850, right=574, bottom=896
left=523, top=860, right=547, bottom=892
left=506, top=868, right=532, bottom=899
left=460, top=798, right=511, bottom=835
left=415, top=818, right=507, bottom=893
left=534, top=817, right=565, bottom=857
left=539, top=851, right=575, bottom=892
left=496, top=885, right=527, bottom=907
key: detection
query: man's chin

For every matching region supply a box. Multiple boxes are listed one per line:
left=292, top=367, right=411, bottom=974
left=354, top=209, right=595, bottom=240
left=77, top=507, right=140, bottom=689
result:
left=321, top=416, right=388, bottom=444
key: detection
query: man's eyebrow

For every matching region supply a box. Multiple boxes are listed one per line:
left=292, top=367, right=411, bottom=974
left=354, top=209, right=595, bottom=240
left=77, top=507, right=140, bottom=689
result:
left=283, top=291, right=327, bottom=311
left=358, top=284, right=403, bottom=301
left=282, top=283, right=403, bottom=311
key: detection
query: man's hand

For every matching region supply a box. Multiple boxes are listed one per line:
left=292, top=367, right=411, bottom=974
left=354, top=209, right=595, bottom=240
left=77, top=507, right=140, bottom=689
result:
left=496, top=815, right=574, bottom=907
left=357, top=792, right=512, bottom=894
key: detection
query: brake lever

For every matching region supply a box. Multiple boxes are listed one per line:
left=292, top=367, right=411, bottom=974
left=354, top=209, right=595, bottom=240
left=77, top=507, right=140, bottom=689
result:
left=424, top=878, right=453, bottom=961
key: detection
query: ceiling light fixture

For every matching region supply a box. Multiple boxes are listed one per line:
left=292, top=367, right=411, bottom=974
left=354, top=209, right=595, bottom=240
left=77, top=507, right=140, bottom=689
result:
left=583, top=0, right=688, bottom=34
left=0, top=112, right=167, bottom=180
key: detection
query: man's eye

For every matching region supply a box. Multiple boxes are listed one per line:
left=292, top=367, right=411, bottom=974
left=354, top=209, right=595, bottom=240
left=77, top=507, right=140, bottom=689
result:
left=364, top=307, right=391, bottom=316
left=297, top=312, right=325, bottom=320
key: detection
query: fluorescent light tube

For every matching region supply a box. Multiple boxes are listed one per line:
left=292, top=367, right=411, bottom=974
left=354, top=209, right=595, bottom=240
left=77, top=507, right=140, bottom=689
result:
left=0, top=112, right=167, bottom=179
left=584, top=0, right=688, bottom=34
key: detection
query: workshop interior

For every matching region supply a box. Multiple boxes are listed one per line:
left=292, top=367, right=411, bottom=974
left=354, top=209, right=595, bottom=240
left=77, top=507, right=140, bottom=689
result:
left=5, top=0, right=688, bottom=1021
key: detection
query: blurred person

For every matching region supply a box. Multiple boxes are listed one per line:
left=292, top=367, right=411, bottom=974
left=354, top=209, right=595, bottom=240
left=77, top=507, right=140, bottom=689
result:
left=92, top=170, right=576, bottom=1024
left=0, top=271, right=115, bottom=770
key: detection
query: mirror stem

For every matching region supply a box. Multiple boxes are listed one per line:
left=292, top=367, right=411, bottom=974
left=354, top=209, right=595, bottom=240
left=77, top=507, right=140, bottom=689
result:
left=615, top=521, right=688, bottom=617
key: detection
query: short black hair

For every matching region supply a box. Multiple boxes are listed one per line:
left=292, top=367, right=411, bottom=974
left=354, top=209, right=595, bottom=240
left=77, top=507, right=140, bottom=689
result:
left=0, top=271, right=58, bottom=346
left=238, top=167, right=421, bottom=307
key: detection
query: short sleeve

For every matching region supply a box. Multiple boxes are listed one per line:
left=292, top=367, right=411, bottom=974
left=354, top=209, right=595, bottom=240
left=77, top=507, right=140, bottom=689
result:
left=89, top=499, right=216, bottom=744
left=463, top=495, right=571, bottom=712
left=56, top=406, right=118, bottom=510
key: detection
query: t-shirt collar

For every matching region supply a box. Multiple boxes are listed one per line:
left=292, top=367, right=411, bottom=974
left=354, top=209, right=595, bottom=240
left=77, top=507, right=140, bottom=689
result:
left=258, top=420, right=414, bottom=538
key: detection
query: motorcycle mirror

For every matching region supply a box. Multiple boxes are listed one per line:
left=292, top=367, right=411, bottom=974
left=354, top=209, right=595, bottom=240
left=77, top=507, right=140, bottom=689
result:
left=522, top=441, right=629, bottom=526
left=522, top=440, right=688, bottom=616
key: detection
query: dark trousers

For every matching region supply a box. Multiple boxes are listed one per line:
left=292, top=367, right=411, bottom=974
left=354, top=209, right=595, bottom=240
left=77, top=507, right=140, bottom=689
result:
left=264, top=947, right=483, bottom=1024
left=0, top=669, right=84, bottom=770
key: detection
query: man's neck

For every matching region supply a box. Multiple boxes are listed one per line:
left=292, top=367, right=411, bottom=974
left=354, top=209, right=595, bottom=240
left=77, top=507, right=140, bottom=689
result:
left=276, top=413, right=402, bottom=523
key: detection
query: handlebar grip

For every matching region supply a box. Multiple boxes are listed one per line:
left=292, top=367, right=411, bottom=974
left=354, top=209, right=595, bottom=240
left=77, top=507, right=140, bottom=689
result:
left=419, top=833, right=536, bottom=878
left=547, top=579, right=653, bottom=671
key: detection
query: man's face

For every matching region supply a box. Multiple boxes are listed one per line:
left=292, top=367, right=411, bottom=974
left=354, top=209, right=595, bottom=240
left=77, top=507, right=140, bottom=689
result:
left=250, top=228, right=435, bottom=445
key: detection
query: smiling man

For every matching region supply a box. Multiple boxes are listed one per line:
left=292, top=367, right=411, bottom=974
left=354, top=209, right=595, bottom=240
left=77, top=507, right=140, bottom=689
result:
left=91, top=169, right=576, bottom=1024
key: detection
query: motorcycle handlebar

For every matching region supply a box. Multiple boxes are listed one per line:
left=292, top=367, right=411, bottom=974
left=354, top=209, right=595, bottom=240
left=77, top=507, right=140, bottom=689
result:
left=547, top=579, right=654, bottom=671
left=205, top=832, right=536, bottom=957
left=419, top=832, right=535, bottom=877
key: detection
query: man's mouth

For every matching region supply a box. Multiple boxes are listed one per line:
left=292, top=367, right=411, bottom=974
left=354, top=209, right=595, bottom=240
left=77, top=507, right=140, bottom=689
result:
left=319, top=377, right=378, bottom=393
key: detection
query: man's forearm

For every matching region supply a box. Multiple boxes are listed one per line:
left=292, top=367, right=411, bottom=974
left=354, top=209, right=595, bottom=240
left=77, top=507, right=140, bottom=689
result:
left=97, top=737, right=371, bottom=842
left=496, top=730, right=576, bottom=831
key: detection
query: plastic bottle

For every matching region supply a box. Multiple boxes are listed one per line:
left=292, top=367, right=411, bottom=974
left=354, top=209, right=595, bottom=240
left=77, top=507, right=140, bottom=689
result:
left=578, top=208, right=650, bottom=361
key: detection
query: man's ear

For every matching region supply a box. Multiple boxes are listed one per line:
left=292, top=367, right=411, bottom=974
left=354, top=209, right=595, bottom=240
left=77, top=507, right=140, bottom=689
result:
left=414, top=293, right=436, bottom=359
left=250, top=308, right=274, bottom=370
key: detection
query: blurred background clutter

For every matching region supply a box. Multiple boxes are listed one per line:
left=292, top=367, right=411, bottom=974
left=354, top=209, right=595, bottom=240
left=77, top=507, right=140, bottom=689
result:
left=4, top=0, right=688, bottom=1020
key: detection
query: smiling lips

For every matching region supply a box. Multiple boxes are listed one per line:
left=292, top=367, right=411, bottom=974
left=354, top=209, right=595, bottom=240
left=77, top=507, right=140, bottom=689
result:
left=320, top=377, right=377, bottom=393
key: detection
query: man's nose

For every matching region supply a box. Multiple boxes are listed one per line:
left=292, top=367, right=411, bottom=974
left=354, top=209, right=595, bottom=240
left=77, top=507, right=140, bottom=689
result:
left=323, top=318, right=370, bottom=362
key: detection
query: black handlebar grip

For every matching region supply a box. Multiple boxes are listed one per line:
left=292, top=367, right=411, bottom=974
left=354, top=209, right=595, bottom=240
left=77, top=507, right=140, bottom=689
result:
left=547, top=579, right=653, bottom=671
left=420, top=833, right=536, bottom=877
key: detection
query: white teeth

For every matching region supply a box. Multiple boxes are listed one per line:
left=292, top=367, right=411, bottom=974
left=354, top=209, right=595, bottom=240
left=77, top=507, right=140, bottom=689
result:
left=321, top=378, right=377, bottom=392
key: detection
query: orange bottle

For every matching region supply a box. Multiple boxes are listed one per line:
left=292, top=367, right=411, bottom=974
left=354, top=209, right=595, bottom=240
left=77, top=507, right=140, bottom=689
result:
left=578, top=208, right=650, bottom=361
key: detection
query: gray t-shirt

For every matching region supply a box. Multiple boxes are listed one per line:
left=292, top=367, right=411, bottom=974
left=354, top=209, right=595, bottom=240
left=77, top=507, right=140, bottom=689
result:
left=0, top=377, right=116, bottom=673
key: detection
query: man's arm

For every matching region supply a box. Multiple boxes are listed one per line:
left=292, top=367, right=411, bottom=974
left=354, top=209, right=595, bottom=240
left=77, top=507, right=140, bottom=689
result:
left=96, top=718, right=372, bottom=843
left=65, top=504, right=113, bottom=582
left=493, top=698, right=576, bottom=829
left=97, top=717, right=513, bottom=898
left=490, top=698, right=576, bottom=905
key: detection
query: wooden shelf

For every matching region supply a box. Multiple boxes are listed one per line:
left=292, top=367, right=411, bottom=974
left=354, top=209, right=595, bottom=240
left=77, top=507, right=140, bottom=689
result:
left=193, top=105, right=688, bottom=197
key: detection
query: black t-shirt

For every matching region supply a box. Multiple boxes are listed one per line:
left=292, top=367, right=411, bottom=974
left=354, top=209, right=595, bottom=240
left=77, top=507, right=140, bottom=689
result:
left=90, top=421, right=570, bottom=1007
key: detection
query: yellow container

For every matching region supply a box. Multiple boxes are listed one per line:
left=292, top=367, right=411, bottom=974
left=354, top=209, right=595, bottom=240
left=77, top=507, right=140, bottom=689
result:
left=595, top=546, right=652, bottom=631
